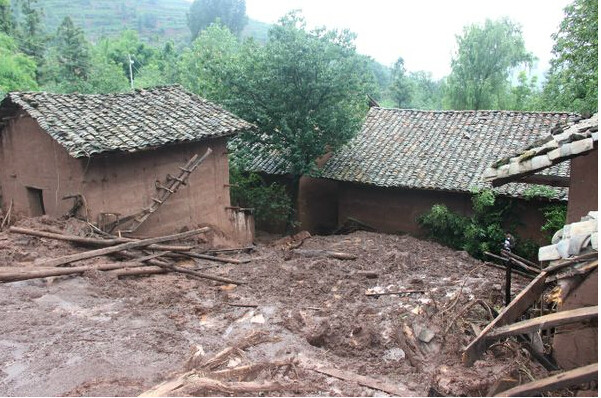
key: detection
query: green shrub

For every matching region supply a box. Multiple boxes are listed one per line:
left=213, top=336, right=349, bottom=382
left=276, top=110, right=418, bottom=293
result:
left=541, top=204, right=567, bottom=237
left=229, top=167, right=293, bottom=228
left=417, top=204, right=469, bottom=250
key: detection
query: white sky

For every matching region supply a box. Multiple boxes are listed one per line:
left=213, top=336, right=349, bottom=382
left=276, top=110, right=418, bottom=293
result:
left=245, top=0, right=571, bottom=80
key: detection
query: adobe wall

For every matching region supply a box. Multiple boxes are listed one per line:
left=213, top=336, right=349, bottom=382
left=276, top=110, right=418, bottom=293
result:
left=81, top=138, right=247, bottom=242
left=0, top=114, right=85, bottom=217
left=336, top=183, right=473, bottom=235
left=567, top=149, right=598, bottom=223
left=333, top=182, right=552, bottom=243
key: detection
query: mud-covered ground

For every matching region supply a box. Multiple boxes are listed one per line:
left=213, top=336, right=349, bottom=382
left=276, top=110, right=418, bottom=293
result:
left=0, top=217, right=549, bottom=396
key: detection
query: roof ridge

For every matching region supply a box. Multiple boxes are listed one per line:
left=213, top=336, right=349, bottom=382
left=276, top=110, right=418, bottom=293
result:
left=370, top=107, right=579, bottom=116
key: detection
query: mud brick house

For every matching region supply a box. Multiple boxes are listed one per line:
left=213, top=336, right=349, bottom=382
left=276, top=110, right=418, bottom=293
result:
left=0, top=85, right=256, bottom=243
left=250, top=109, right=579, bottom=239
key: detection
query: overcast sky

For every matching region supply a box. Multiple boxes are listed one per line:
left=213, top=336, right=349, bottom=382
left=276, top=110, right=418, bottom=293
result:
left=245, top=0, right=572, bottom=80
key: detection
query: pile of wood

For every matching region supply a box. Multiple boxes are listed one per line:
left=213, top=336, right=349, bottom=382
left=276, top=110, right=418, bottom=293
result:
left=140, top=331, right=304, bottom=396
left=463, top=252, right=598, bottom=396
left=0, top=226, right=247, bottom=285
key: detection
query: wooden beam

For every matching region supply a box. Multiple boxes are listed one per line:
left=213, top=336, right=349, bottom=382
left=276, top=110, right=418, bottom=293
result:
left=488, top=306, right=598, bottom=339
left=9, top=226, right=194, bottom=251
left=34, top=228, right=209, bottom=267
left=543, top=252, right=599, bottom=274
left=495, top=363, right=598, bottom=397
left=519, top=174, right=570, bottom=187
left=463, top=271, right=548, bottom=366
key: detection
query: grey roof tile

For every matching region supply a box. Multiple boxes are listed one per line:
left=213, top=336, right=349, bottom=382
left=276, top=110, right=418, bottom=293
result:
left=320, top=109, right=579, bottom=199
left=0, top=85, right=255, bottom=158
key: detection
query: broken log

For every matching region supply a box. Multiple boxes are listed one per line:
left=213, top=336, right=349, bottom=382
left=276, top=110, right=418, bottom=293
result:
left=177, top=251, right=249, bottom=264
left=501, top=250, right=538, bottom=268
left=483, top=261, right=536, bottom=279
left=290, top=249, right=357, bottom=260
left=308, top=365, right=415, bottom=396
left=108, top=266, right=167, bottom=278
left=501, top=250, right=541, bottom=275
left=155, top=263, right=243, bottom=285
left=495, top=363, right=598, bottom=397
left=488, top=306, right=598, bottom=339
left=356, top=270, right=378, bottom=278
left=9, top=226, right=195, bottom=251
left=544, top=252, right=599, bottom=273
left=34, top=228, right=209, bottom=268
left=0, top=253, right=167, bottom=282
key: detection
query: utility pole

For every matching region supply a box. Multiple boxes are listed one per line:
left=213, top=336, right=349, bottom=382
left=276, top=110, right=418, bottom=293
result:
left=128, top=54, right=134, bottom=90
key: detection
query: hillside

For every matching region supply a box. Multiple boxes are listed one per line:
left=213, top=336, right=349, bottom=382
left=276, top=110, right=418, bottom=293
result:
left=13, top=0, right=270, bottom=44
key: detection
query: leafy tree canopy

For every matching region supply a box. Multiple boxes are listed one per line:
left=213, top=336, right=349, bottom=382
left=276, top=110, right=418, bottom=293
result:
left=444, top=18, right=533, bottom=110
left=230, top=12, right=375, bottom=179
left=541, top=0, right=598, bottom=114
left=187, top=0, right=247, bottom=39
left=0, top=32, right=38, bottom=95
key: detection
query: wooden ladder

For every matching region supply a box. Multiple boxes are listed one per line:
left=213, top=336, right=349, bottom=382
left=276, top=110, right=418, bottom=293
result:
left=111, top=148, right=213, bottom=234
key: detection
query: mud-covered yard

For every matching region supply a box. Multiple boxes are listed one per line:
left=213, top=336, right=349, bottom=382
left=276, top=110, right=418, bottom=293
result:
left=0, top=217, right=548, bottom=396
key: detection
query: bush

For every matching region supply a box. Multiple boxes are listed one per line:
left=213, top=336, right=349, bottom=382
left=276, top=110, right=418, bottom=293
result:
left=541, top=204, right=567, bottom=237
left=417, top=204, right=469, bottom=250
left=229, top=167, right=293, bottom=229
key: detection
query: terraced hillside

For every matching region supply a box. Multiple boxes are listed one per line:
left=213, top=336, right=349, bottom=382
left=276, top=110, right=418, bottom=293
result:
left=13, top=0, right=270, bottom=43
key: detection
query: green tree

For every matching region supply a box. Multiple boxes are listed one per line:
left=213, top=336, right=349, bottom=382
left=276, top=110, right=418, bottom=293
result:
left=541, top=0, right=598, bottom=113
left=389, top=57, right=413, bottom=108
left=0, top=0, right=13, bottom=35
left=187, top=0, right=247, bottom=40
left=15, top=0, right=47, bottom=67
left=0, top=33, right=38, bottom=95
left=179, top=23, right=240, bottom=99
left=230, top=13, right=375, bottom=225
left=97, top=30, right=158, bottom=82
left=509, top=70, right=539, bottom=110
left=407, top=71, right=443, bottom=110
left=42, top=16, right=91, bottom=89
left=444, top=18, right=533, bottom=110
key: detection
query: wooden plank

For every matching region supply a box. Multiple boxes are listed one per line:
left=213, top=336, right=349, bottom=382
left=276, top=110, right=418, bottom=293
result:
left=463, top=271, right=548, bottom=366
left=501, top=250, right=541, bottom=274
left=309, top=365, right=416, bottom=396
left=496, top=363, right=598, bottom=397
left=488, top=306, right=598, bottom=339
left=35, top=228, right=209, bottom=268
left=519, top=174, right=571, bottom=187
left=544, top=252, right=599, bottom=273
left=9, top=227, right=194, bottom=251
left=501, top=250, right=538, bottom=268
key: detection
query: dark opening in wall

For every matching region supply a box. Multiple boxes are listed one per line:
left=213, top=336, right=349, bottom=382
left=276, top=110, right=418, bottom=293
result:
left=26, top=187, right=45, bottom=216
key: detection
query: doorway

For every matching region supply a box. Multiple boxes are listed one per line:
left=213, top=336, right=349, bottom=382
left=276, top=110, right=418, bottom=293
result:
left=26, top=187, right=46, bottom=216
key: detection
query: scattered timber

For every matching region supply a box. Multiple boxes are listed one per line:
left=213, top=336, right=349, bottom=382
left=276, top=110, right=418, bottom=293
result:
left=483, top=261, right=535, bottom=279
left=9, top=227, right=194, bottom=251
left=544, top=252, right=599, bottom=273
left=356, top=270, right=378, bottom=278
left=463, top=271, right=548, bottom=366
left=501, top=250, right=541, bottom=275
left=0, top=253, right=167, bottom=282
left=501, top=250, right=538, bottom=268
left=308, top=365, right=415, bottom=396
left=495, top=363, right=598, bottom=397
left=488, top=306, right=598, bottom=339
left=227, top=303, right=259, bottom=308
left=290, top=249, right=357, bottom=260
left=155, top=263, right=243, bottom=285
left=34, top=228, right=210, bottom=268
left=108, top=266, right=167, bottom=278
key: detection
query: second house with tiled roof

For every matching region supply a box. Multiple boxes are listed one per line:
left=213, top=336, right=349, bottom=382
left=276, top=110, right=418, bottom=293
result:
left=0, top=85, right=256, bottom=244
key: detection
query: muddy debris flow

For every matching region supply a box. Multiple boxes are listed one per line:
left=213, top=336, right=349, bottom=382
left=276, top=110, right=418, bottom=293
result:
left=0, top=216, right=552, bottom=396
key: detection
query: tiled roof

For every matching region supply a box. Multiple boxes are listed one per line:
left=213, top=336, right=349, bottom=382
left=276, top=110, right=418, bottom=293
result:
left=0, top=85, right=255, bottom=158
left=484, top=114, right=598, bottom=185
left=321, top=109, right=579, bottom=199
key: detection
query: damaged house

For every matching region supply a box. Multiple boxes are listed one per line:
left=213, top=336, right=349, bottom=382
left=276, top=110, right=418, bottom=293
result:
left=252, top=109, right=580, bottom=239
left=0, top=85, right=255, bottom=244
